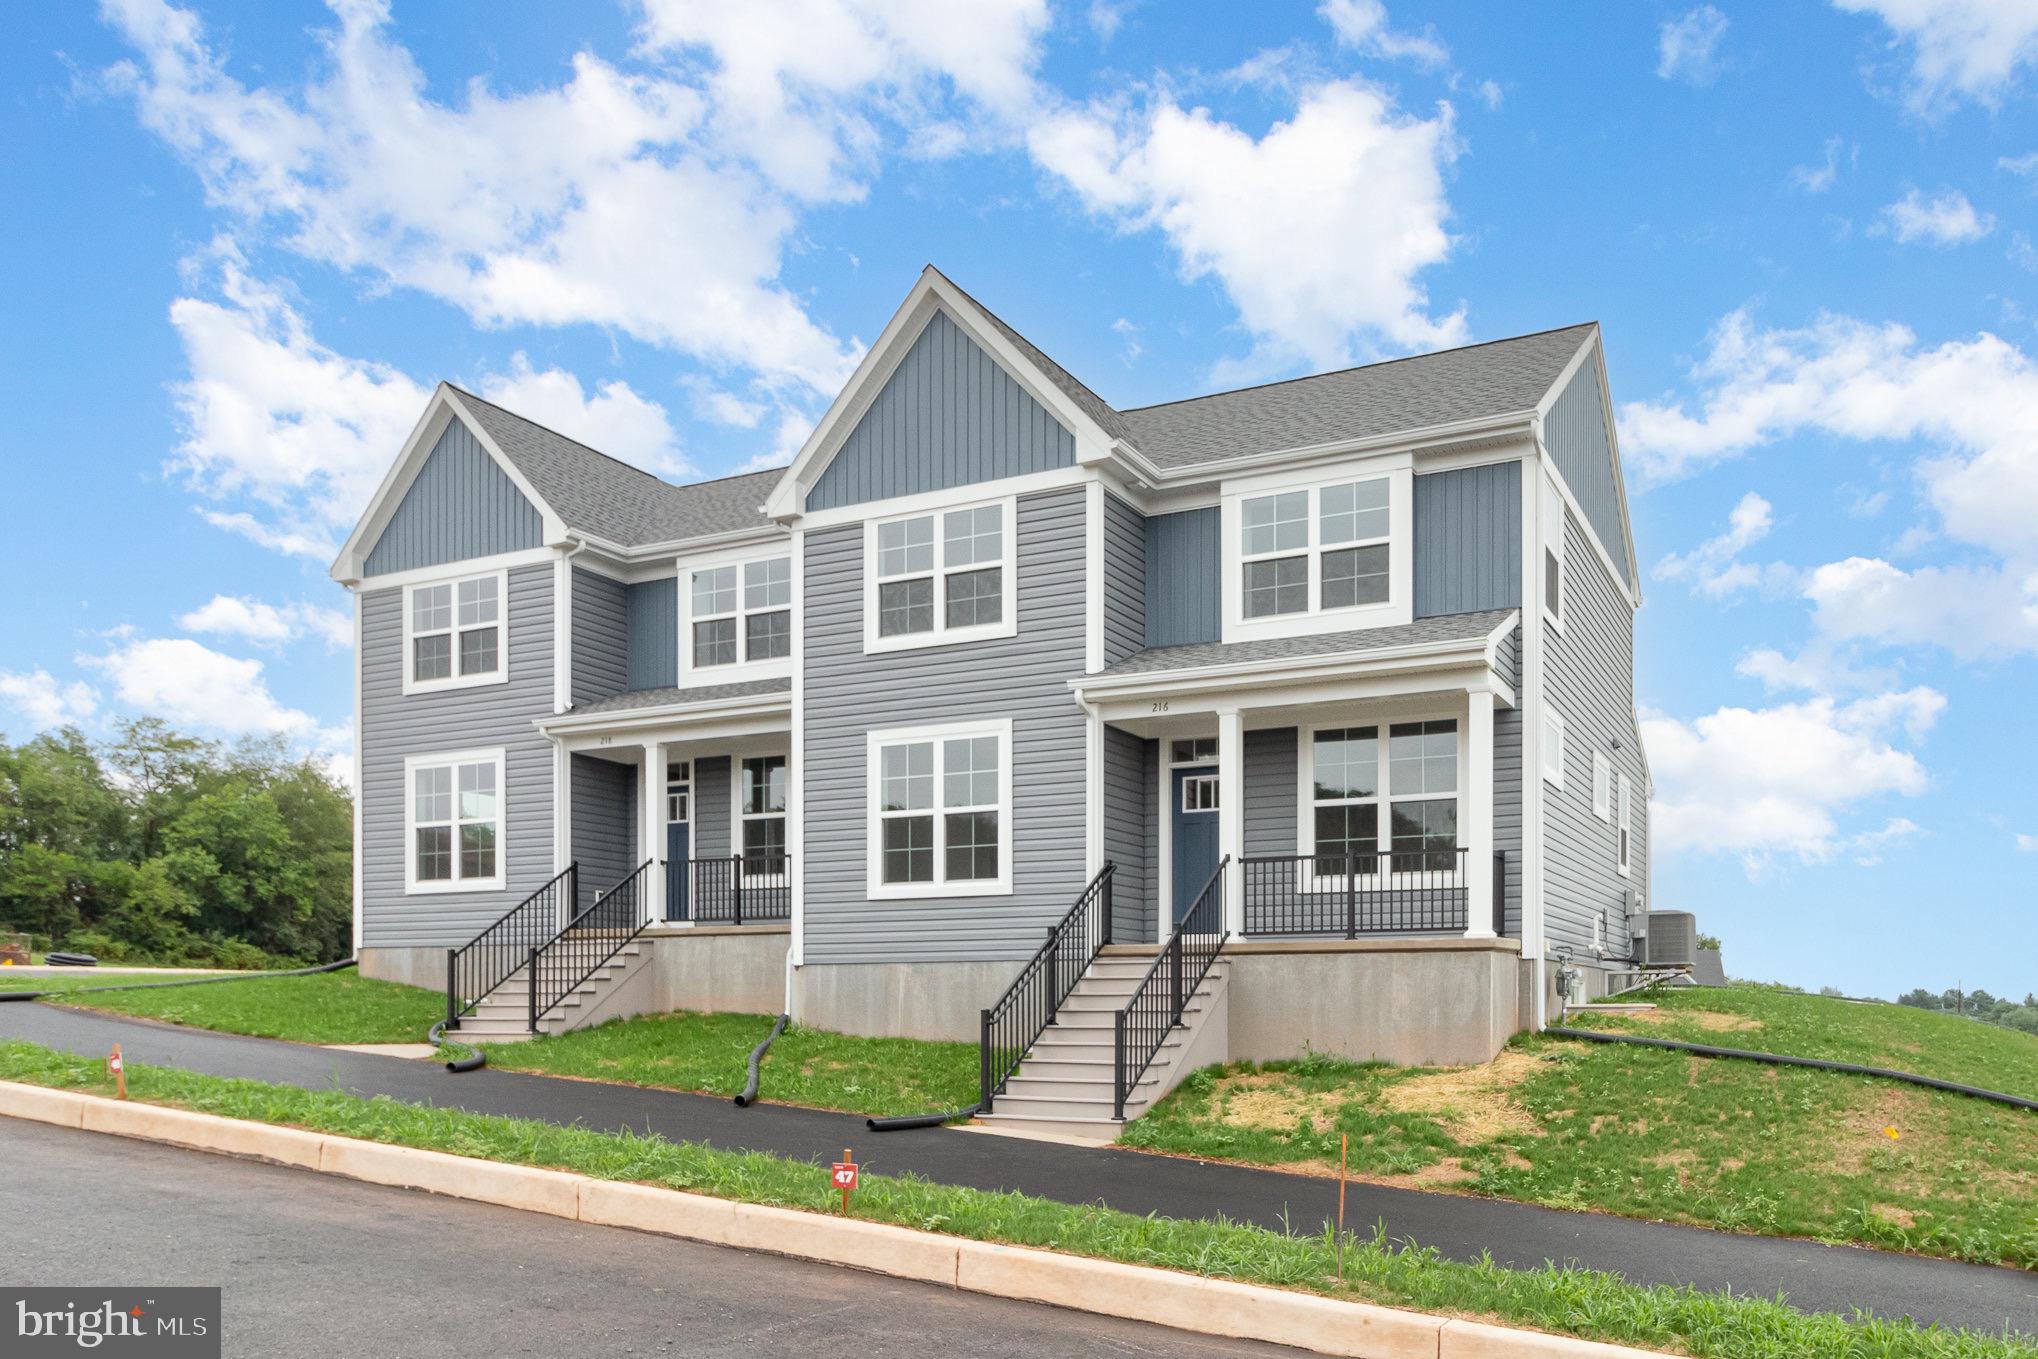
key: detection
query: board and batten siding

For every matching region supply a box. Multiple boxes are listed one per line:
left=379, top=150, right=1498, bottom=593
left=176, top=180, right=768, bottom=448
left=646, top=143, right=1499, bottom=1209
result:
left=1102, top=727, right=1155, bottom=943
left=1413, top=462, right=1521, bottom=619
left=625, top=577, right=679, bottom=691
left=364, top=418, right=544, bottom=577
left=359, top=563, right=556, bottom=948
left=806, top=310, right=1076, bottom=512
left=1145, top=507, right=1220, bottom=647
left=802, top=487, right=1090, bottom=964
left=571, top=567, right=628, bottom=706
left=1542, top=511, right=1647, bottom=958
left=569, top=754, right=636, bottom=910
left=1544, top=356, right=1632, bottom=587
left=1102, top=492, right=1147, bottom=666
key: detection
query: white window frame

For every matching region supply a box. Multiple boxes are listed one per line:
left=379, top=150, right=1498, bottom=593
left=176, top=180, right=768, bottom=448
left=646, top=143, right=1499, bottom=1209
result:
left=401, top=569, right=509, bottom=696
left=403, top=747, right=507, bottom=894
left=665, top=761, right=691, bottom=827
left=1592, top=750, right=1612, bottom=821
left=1169, top=736, right=1219, bottom=766
left=1296, top=711, right=1467, bottom=886
left=1543, top=709, right=1566, bottom=788
left=1617, top=771, right=1632, bottom=876
left=862, top=495, right=1017, bottom=655
left=1541, top=473, right=1567, bottom=632
left=1221, top=462, right=1413, bottom=642
left=865, top=718, right=1013, bottom=899
left=1180, top=773, right=1220, bottom=813
left=736, top=754, right=789, bottom=879
left=679, top=550, right=794, bottom=681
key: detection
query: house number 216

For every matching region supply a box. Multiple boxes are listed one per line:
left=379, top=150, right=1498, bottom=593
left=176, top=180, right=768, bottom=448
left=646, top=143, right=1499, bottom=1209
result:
left=1149, top=701, right=1170, bottom=713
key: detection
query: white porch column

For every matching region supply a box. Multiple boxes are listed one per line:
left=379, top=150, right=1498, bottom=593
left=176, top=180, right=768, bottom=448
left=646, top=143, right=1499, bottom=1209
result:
left=1464, top=688, right=1497, bottom=939
left=1217, top=706, right=1246, bottom=937
left=639, top=742, right=665, bottom=926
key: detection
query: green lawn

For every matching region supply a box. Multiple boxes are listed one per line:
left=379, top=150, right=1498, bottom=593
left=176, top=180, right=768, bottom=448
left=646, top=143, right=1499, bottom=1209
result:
left=0, top=970, right=445, bottom=1046
left=483, top=1010, right=980, bottom=1119
left=1, top=1041, right=2028, bottom=1359
left=1123, top=985, right=2038, bottom=1269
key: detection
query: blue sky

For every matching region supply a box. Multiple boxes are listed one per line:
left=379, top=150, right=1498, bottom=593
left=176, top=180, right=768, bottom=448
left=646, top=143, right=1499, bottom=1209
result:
left=2, top=0, right=2034, bottom=997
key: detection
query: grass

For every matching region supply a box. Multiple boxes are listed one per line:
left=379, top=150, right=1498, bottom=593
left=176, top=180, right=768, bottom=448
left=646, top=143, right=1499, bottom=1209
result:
left=482, top=1010, right=981, bottom=1119
left=1, top=1041, right=2030, bottom=1358
left=1123, top=985, right=2038, bottom=1270
left=0, top=970, right=446, bottom=1046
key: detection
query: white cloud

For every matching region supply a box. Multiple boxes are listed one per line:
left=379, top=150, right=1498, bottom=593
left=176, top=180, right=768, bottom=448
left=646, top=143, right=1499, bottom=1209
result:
left=1029, top=79, right=1463, bottom=371
left=1736, top=644, right=1891, bottom=696
left=2017, top=832, right=2038, bottom=852
left=1475, top=79, right=1503, bottom=110
left=1319, top=0, right=1450, bottom=66
left=1875, top=187, right=1994, bottom=245
left=1790, top=137, right=1851, bottom=193
left=1833, top=0, right=2038, bottom=111
left=179, top=595, right=353, bottom=649
left=0, top=670, right=101, bottom=732
left=1804, top=556, right=2038, bottom=659
left=2000, top=150, right=2038, bottom=178
left=475, top=355, right=688, bottom=479
left=82, top=637, right=344, bottom=753
left=1642, top=686, right=1942, bottom=866
left=1657, top=6, right=1730, bottom=86
left=1653, top=491, right=1788, bottom=598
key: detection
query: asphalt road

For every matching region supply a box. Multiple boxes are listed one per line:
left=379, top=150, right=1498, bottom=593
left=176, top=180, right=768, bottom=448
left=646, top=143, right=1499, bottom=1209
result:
left=4, top=1003, right=2035, bottom=1338
left=0, top=1118, right=1293, bottom=1358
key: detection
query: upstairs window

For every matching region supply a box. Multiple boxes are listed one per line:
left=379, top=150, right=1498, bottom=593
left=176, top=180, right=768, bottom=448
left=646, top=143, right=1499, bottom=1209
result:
left=404, top=570, right=506, bottom=694
left=1238, top=477, right=1392, bottom=621
left=691, top=556, right=791, bottom=669
left=866, top=499, right=1015, bottom=651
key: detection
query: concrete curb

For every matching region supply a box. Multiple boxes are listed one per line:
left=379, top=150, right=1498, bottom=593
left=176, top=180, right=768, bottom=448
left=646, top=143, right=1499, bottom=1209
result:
left=0, top=1081, right=1662, bottom=1359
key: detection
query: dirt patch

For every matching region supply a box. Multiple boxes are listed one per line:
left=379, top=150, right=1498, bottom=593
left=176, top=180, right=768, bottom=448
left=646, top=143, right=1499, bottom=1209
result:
left=1379, top=1049, right=1545, bottom=1143
left=1621, top=1008, right=1766, bottom=1034
left=1224, top=1081, right=1337, bottom=1136
left=1872, top=1204, right=1919, bottom=1230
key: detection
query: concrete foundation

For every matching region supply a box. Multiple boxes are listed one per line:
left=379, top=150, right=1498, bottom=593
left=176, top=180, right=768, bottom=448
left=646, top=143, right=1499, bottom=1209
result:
left=792, top=959, right=1020, bottom=1043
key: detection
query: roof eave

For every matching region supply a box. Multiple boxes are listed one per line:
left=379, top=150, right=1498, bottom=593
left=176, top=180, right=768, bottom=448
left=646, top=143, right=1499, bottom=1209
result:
left=1110, top=409, right=1538, bottom=489
left=1070, top=628, right=1513, bottom=699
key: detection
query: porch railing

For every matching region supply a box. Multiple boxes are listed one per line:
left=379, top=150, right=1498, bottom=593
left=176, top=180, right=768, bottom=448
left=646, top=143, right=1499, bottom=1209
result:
left=1113, top=856, right=1228, bottom=1120
left=670, top=854, right=791, bottom=924
left=528, top=859, right=655, bottom=1030
left=444, top=864, right=576, bottom=1031
left=978, top=863, right=1115, bottom=1114
left=1241, top=848, right=1469, bottom=937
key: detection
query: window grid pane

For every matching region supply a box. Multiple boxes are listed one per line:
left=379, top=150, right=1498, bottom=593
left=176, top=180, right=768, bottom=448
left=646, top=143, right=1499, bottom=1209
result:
left=943, top=505, right=1002, bottom=568
left=1241, top=491, right=1308, bottom=556
left=458, top=626, right=498, bottom=676
left=942, top=736, right=998, bottom=808
left=1320, top=479, right=1389, bottom=545
left=1321, top=545, right=1389, bottom=610
left=693, top=566, right=736, bottom=618
left=943, top=567, right=1002, bottom=628
left=881, top=742, right=934, bottom=811
left=878, top=578, right=934, bottom=636
left=944, top=811, right=998, bottom=881
left=415, top=826, right=452, bottom=882
left=743, top=557, right=791, bottom=610
left=1312, top=727, right=1379, bottom=801
left=882, top=815, right=934, bottom=883
left=412, top=584, right=451, bottom=632
left=1313, top=804, right=1378, bottom=861
left=745, top=609, right=791, bottom=660
left=693, top=618, right=738, bottom=667
left=1389, top=720, right=1457, bottom=795
left=457, top=576, right=498, bottom=626
left=414, top=766, right=452, bottom=824
left=744, top=756, right=787, bottom=816
left=1390, top=798, right=1458, bottom=870
left=413, top=634, right=452, bottom=683
left=1242, top=556, right=1308, bottom=618
left=878, top=516, right=934, bottom=577
left=459, top=822, right=496, bottom=880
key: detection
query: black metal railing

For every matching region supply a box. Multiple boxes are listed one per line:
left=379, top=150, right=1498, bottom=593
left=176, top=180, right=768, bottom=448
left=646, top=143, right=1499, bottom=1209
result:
left=673, top=855, right=791, bottom=924
left=444, top=864, right=576, bottom=1031
left=978, top=863, right=1115, bottom=1114
left=1113, top=856, right=1228, bottom=1120
left=1241, top=847, right=1469, bottom=937
left=528, top=859, right=655, bottom=1030
left=1494, top=849, right=1509, bottom=937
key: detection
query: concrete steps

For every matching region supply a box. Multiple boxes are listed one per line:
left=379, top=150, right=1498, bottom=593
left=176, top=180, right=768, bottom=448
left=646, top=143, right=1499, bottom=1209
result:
left=446, top=941, right=648, bottom=1039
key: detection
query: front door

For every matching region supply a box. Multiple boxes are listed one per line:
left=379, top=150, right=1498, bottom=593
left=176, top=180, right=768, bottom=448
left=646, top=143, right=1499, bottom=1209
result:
left=664, top=762, right=690, bottom=921
left=1171, top=766, right=1220, bottom=924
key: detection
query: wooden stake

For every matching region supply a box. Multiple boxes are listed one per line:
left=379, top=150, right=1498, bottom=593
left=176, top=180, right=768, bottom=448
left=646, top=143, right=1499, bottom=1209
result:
left=1336, top=1132, right=1348, bottom=1284
left=841, top=1147, right=852, bottom=1217
left=108, top=1043, right=127, bottom=1101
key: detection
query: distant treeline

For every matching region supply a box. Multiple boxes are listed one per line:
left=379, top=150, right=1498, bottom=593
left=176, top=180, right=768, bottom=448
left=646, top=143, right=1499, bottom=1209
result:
left=1894, top=987, right=2038, bottom=1037
left=0, top=720, right=351, bottom=968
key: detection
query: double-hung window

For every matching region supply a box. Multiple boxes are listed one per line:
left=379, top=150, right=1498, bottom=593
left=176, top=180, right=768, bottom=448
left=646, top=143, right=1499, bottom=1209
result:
left=1238, top=477, right=1392, bottom=621
left=867, top=500, right=1014, bottom=650
left=406, top=749, right=504, bottom=893
left=404, top=571, right=506, bottom=693
left=1617, top=772, right=1632, bottom=875
left=868, top=721, right=1010, bottom=895
left=740, top=756, right=787, bottom=872
left=1305, top=719, right=1460, bottom=873
left=1592, top=751, right=1612, bottom=821
left=692, top=556, right=791, bottom=669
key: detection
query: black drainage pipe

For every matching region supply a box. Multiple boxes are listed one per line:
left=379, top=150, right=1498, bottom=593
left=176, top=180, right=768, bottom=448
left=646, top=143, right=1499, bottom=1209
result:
left=1545, top=1026, right=2038, bottom=1113
left=428, top=1020, right=487, bottom=1073
left=732, top=1014, right=789, bottom=1107
left=0, top=956, right=357, bottom=1004
left=867, top=1103, right=982, bottom=1133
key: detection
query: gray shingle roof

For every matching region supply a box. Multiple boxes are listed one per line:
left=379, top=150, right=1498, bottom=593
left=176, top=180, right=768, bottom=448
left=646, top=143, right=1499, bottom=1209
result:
left=564, top=677, right=790, bottom=717
left=450, top=385, right=783, bottom=547
left=1091, top=610, right=1517, bottom=679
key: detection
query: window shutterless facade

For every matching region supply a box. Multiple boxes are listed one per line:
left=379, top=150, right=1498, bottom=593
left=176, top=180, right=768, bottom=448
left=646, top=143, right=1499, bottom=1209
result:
left=690, top=556, right=791, bottom=669
left=866, top=719, right=1012, bottom=898
left=404, top=748, right=505, bottom=893
left=862, top=497, right=1017, bottom=653
left=1238, top=477, right=1390, bottom=620
left=402, top=569, right=507, bottom=694
left=1300, top=719, right=1460, bottom=872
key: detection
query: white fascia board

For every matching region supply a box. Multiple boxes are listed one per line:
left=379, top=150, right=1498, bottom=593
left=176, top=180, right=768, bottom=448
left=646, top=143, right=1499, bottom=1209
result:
left=1108, top=410, right=1538, bottom=494
left=1070, top=634, right=1499, bottom=701
left=533, top=692, right=792, bottom=739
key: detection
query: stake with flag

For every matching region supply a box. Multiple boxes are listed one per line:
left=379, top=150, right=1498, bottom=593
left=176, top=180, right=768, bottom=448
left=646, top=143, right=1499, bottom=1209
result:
left=106, top=1043, right=126, bottom=1100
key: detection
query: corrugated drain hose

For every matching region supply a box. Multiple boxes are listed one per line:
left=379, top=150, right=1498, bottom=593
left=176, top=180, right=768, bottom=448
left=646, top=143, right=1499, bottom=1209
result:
left=0, top=955, right=357, bottom=1002
left=733, top=1014, right=789, bottom=1106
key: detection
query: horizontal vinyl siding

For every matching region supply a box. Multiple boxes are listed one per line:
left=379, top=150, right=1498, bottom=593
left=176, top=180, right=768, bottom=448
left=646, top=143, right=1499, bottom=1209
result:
left=1102, top=492, right=1147, bottom=666
left=1103, top=727, right=1155, bottom=943
left=1413, top=462, right=1521, bottom=618
left=693, top=756, right=732, bottom=860
left=1145, top=507, right=1220, bottom=647
left=1243, top=728, right=1299, bottom=857
left=625, top=577, right=679, bottom=691
left=1545, top=357, right=1631, bottom=587
left=570, top=755, right=636, bottom=911
left=1494, top=622, right=1524, bottom=936
left=360, top=563, right=555, bottom=947
left=365, top=418, right=544, bottom=576
left=1542, top=512, right=1646, bottom=958
left=807, top=310, right=1075, bottom=512
left=803, top=487, right=1089, bottom=964
left=571, top=567, right=628, bottom=706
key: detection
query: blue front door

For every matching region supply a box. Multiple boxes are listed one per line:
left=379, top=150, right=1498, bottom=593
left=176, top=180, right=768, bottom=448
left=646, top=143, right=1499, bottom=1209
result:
left=665, top=821, right=690, bottom=920
left=1171, top=766, right=1220, bottom=924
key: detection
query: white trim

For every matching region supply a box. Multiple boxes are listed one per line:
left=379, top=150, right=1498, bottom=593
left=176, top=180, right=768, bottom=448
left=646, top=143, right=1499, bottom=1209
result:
left=552, top=550, right=572, bottom=714
left=676, top=543, right=795, bottom=685
left=552, top=742, right=571, bottom=875
left=1216, top=708, right=1245, bottom=935
left=793, top=467, right=1089, bottom=535
left=1542, top=707, right=1566, bottom=788
left=864, top=717, right=1015, bottom=900
left=357, top=547, right=556, bottom=595
left=1083, top=707, right=1104, bottom=877
left=1540, top=471, right=1567, bottom=633
left=1113, top=410, right=1538, bottom=489
left=1084, top=480, right=1105, bottom=674
left=1540, top=448, right=1639, bottom=612
left=1617, top=771, right=1633, bottom=877
left=732, top=753, right=789, bottom=881
left=402, top=747, right=508, bottom=895
left=350, top=592, right=364, bottom=955
left=1294, top=708, right=1469, bottom=864
left=789, top=528, right=807, bottom=968
left=400, top=568, right=510, bottom=697
left=1520, top=439, right=1549, bottom=1026
left=1180, top=773, right=1221, bottom=814
left=1592, top=750, right=1612, bottom=822
left=1072, top=626, right=1509, bottom=702
left=1219, top=462, right=1414, bottom=643
left=861, top=494, right=1018, bottom=655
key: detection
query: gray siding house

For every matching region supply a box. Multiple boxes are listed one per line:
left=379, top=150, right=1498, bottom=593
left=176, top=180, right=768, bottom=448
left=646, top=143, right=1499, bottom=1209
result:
left=332, top=267, right=1652, bottom=1132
